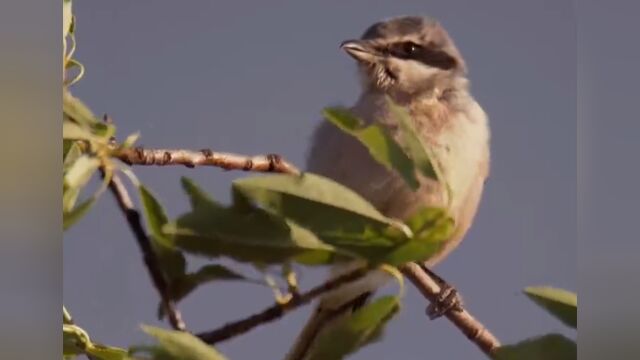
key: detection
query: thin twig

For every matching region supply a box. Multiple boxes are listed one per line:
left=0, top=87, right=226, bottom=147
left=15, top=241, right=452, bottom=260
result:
left=401, top=262, right=501, bottom=356
left=114, top=147, right=300, bottom=175
left=196, top=267, right=369, bottom=344
left=104, top=171, right=186, bottom=331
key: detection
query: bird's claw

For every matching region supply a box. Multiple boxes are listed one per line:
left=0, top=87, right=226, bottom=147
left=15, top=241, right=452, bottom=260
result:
left=426, top=283, right=463, bottom=320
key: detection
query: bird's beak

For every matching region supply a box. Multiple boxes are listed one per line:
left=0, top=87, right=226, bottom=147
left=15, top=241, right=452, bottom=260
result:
left=340, top=40, right=381, bottom=64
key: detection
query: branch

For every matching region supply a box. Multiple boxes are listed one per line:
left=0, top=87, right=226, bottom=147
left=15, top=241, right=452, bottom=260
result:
left=114, top=147, right=300, bottom=175
left=196, top=267, right=369, bottom=344
left=104, top=171, right=186, bottom=331
left=401, top=262, right=501, bottom=356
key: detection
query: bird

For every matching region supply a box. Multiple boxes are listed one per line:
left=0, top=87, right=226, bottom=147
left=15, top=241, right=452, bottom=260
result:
left=286, top=16, right=491, bottom=359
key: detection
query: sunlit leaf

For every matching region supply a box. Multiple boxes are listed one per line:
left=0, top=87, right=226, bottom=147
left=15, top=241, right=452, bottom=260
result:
left=86, top=344, right=129, bottom=360
left=494, top=334, right=576, bottom=360
left=323, top=107, right=419, bottom=189
left=63, top=89, right=98, bottom=126
left=524, top=287, right=577, bottom=328
left=306, top=296, right=400, bottom=360
left=64, top=155, right=100, bottom=189
left=141, top=325, right=228, bottom=360
left=64, top=323, right=129, bottom=360
left=122, top=132, right=140, bottom=148
left=232, top=173, right=410, bottom=255
left=380, top=207, right=454, bottom=265
left=63, top=0, right=73, bottom=38
left=63, top=120, right=96, bottom=142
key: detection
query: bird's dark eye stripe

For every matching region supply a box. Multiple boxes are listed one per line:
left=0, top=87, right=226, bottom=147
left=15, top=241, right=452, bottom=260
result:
left=386, top=42, right=457, bottom=70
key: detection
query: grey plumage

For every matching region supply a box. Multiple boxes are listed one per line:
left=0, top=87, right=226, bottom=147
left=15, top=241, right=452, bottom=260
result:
left=286, top=16, right=490, bottom=359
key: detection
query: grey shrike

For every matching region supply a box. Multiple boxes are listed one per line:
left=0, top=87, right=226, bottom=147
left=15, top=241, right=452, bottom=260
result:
left=287, top=16, right=491, bottom=359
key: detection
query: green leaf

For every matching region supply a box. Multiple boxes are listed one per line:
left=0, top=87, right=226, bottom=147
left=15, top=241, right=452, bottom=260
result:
left=63, top=197, right=96, bottom=230
left=63, top=139, right=82, bottom=164
left=166, top=177, right=336, bottom=265
left=139, top=184, right=186, bottom=280
left=386, top=97, right=439, bottom=181
left=141, top=325, right=228, bottom=360
left=64, top=155, right=100, bottom=189
left=380, top=207, right=455, bottom=265
left=86, top=344, right=129, bottom=360
left=169, top=264, right=247, bottom=302
left=64, top=324, right=90, bottom=356
left=323, top=107, right=419, bottom=190
left=306, top=296, right=400, bottom=360
left=63, top=89, right=98, bottom=126
left=63, top=324, right=129, bottom=360
left=232, top=173, right=410, bottom=259
left=122, top=132, right=140, bottom=148
left=494, top=334, right=576, bottom=360
left=524, top=287, right=577, bottom=328
left=63, top=120, right=95, bottom=142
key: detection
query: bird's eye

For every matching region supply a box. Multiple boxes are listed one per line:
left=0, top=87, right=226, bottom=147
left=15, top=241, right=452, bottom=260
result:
left=402, top=42, right=419, bottom=54
left=389, top=42, right=421, bottom=59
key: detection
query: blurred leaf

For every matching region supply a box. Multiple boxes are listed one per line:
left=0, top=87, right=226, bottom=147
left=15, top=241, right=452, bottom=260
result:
left=63, top=120, right=96, bottom=142
left=169, top=264, right=247, bottom=302
left=165, top=177, right=335, bottom=265
left=141, top=325, right=228, bottom=360
left=122, top=132, right=140, bottom=148
left=139, top=184, right=186, bottom=280
left=86, top=344, right=129, bottom=360
left=306, top=296, right=400, bottom=360
left=63, top=197, right=96, bottom=230
left=64, top=324, right=129, bottom=360
left=323, top=107, right=419, bottom=190
left=64, top=324, right=89, bottom=356
left=64, top=155, right=99, bottom=189
left=63, top=89, right=98, bottom=126
left=63, top=186, right=80, bottom=213
left=524, top=287, right=577, bottom=328
left=63, top=139, right=83, bottom=165
left=494, top=334, right=576, bottom=360
left=63, top=0, right=72, bottom=38
left=232, top=173, right=410, bottom=257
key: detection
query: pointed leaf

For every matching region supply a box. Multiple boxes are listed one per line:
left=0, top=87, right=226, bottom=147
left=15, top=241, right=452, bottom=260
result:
left=141, top=325, right=228, bottom=360
left=232, top=173, right=409, bottom=254
left=168, top=178, right=336, bottom=265
left=63, top=0, right=73, bottom=38
left=169, top=264, right=246, bottom=302
left=306, top=296, right=400, bottom=360
left=387, top=98, right=439, bottom=182
left=323, top=107, right=419, bottom=189
left=63, top=89, right=98, bottom=126
left=524, top=287, right=577, bottom=328
left=86, top=344, right=129, bottom=360
left=139, top=184, right=186, bottom=280
left=63, top=197, right=96, bottom=230
left=494, top=334, right=576, bottom=360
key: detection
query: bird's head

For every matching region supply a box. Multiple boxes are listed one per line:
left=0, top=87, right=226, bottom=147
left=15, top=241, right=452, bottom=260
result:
left=341, top=16, right=466, bottom=97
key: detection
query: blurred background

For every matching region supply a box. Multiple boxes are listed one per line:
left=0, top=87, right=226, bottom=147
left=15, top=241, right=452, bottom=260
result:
left=62, top=1, right=576, bottom=359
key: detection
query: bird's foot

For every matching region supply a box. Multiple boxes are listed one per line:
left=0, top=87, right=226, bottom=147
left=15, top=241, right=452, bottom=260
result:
left=420, top=264, right=463, bottom=320
left=426, top=283, right=463, bottom=319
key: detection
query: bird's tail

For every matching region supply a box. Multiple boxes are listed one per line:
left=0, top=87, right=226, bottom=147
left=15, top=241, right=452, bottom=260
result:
left=284, top=263, right=390, bottom=360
